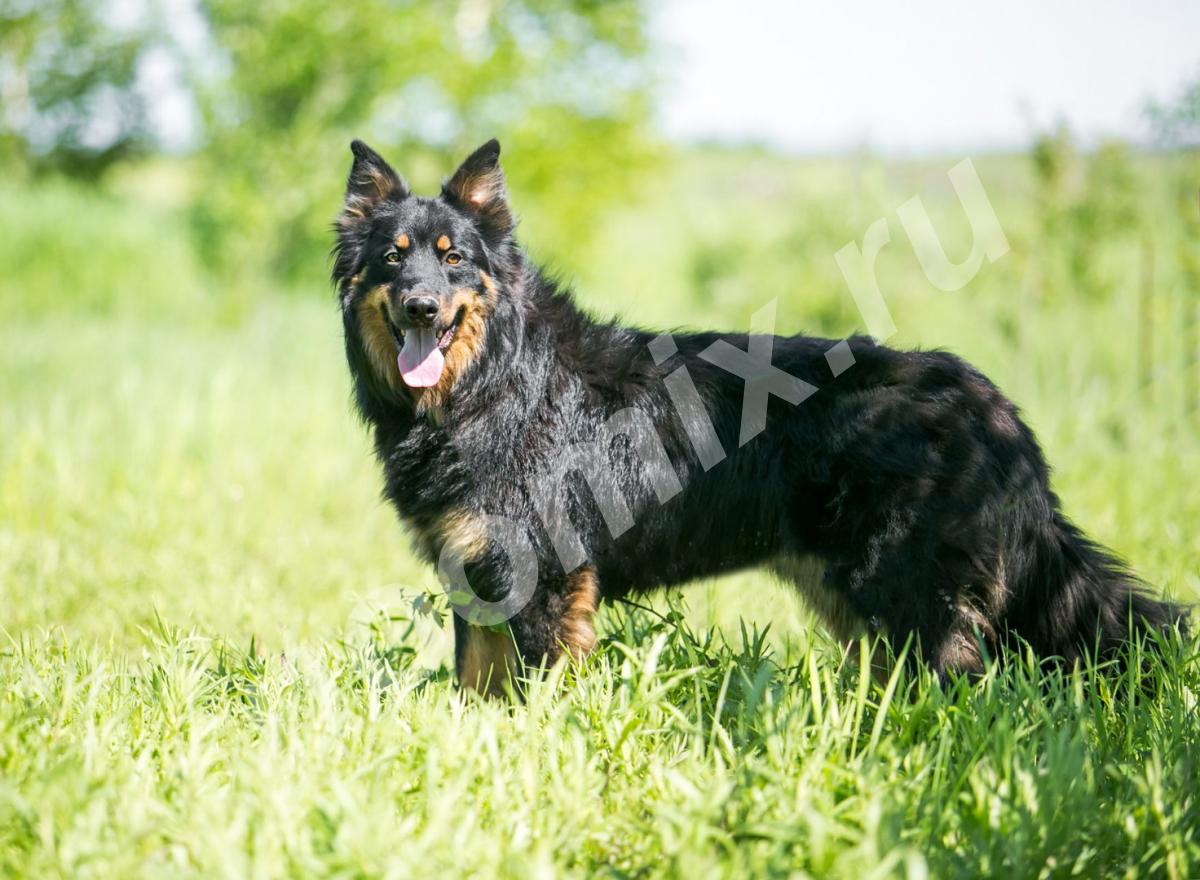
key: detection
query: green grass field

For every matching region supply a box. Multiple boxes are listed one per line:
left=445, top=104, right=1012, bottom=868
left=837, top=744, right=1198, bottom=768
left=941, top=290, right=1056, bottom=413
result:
left=2, top=152, right=1198, bottom=877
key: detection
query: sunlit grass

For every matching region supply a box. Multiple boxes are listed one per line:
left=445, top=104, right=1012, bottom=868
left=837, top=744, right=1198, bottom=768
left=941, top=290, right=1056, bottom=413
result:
left=2, top=605, right=1196, bottom=877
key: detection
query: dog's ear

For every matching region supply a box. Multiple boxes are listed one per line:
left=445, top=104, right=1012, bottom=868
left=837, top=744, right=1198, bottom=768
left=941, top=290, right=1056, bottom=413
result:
left=442, top=139, right=513, bottom=234
left=341, top=140, right=408, bottom=224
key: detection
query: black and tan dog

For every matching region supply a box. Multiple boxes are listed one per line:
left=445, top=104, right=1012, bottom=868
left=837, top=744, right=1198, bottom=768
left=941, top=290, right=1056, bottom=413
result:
left=333, top=139, right=1185, bottom=697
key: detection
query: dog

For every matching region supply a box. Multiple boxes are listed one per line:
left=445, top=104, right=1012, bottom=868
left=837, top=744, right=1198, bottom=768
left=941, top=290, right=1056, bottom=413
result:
left=333, top=138, right=1186, bottom=697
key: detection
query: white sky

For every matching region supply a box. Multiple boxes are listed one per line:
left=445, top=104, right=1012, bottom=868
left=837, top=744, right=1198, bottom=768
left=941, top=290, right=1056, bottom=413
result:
left=651, top=0, right=1200, bottom=154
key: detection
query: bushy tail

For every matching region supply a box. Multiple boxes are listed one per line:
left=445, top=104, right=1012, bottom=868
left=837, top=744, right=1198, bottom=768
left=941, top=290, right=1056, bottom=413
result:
left=1021, top=514, right=1190, bottom=664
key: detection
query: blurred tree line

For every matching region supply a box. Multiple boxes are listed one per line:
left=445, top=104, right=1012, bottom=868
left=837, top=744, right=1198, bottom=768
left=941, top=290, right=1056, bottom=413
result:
left=1029, top=126, right=1142, bottom=302
left=1024, top=78, right=1199, bottom=309
left=1027, top=94, right=1199, bottom=412
left=0, top=0, right=658, bottom=284
left=0, top=0, right=158, bottom=175
left=1150, top=74, right=1200, bottom=414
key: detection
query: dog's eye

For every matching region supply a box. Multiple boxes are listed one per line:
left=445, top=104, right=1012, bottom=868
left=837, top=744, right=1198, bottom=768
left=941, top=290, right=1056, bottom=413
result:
left=445, top=251, right=462, bottom=266
left=383, top=250, right=401, bottom=265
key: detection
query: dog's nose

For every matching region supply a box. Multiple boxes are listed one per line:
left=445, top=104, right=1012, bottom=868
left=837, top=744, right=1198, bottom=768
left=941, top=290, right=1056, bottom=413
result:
left=403, top=295, right=439, bottom=326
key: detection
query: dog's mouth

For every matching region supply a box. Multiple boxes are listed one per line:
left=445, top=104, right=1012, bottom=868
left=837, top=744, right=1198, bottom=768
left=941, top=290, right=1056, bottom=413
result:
left=385, top=306, right=464, bottom=388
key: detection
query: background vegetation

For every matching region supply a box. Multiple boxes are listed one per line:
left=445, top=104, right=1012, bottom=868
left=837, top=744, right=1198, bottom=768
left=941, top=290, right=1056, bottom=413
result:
left=1, top=1, right=1198, bottom=876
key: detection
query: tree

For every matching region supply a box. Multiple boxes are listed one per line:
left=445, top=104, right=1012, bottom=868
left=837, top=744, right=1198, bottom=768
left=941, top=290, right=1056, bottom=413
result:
left=0, top=0, right=158, bottom=177
left=1150, top=72, right=1200, bottom=415
left=1029, top=126, right=1142, bottom=300
left=1149, top=71, right=1200, bottom=149
left=190, top=0, right=658, bottom=285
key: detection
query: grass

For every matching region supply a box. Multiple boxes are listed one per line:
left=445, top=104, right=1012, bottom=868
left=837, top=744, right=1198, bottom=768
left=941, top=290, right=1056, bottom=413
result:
left=3, top=608, right=1197, bottom=877
left=1, top=151, right=1198, bottom=877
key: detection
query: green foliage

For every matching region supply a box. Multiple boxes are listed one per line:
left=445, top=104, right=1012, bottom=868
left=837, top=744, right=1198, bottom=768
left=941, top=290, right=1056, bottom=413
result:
left=1078, top=141, right=1140, bottom=243
left=0, top=175, right=208, bottom=319
left=190, top=0, right=658, bottom=284
left=1149, top=67, right=1200, bottom=147
left=1071, top=140, right=1141, bottom=298
left=1030, top=122, right=1077, bottom=213
left=1151, top=70, right=1200, bottom=414
left=1154, top=74, right=1200, bottom=289
left=0, top=0, right=159, bottom=177
left=3, top=152, right=1200, bottom=877
left=593, top=151, right=874, bottom=338
left=1, top=0, right=659, bottom=284
left=1030, top=127, right=1143, bottom=300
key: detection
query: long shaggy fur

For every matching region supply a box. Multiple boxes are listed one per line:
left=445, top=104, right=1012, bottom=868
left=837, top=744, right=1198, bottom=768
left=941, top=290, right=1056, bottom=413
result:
left=332, top=140, right=1187, bottom=693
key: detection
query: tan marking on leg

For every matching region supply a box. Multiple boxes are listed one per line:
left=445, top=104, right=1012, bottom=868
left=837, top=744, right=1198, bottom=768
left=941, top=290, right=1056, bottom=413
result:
left=559, top=567, right=601, bottom=660
left=457, top=625, right=516, bottom=699
left=933, top=562, right=1002, bottom=677
left=986, top=551, right=1010, bottom=619
left=436, top=234, right=451, bottom=251
left=437, top=508, right=489, bottom=563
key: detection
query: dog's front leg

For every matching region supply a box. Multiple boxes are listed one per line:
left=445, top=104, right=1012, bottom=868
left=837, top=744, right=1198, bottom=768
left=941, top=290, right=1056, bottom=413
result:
left=453, top=614, right=519, bottom=699
left=452, top=565, right=601, bottom=699
left=511, top=565, right=602, bottom=671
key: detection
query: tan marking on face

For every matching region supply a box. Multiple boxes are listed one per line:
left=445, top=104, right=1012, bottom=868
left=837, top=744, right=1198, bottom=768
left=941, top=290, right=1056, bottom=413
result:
left=436, top=234, right=451, bottom=251
left=354, top=285, right=403, bottom=392
left=478, top=270, right=498, bottom=305
left=558, top=567, right=601, bottom=660
left=395, top=233, right=410, bottom=249
left=457, top=625, right=517, bottom=699
left=355, top=280, right=490, bottom=408
left=409, top=285, right=492, bottom=412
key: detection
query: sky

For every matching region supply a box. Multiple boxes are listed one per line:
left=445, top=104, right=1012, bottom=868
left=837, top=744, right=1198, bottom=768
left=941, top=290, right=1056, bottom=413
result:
left=651, top=0, right=1200, bottom=154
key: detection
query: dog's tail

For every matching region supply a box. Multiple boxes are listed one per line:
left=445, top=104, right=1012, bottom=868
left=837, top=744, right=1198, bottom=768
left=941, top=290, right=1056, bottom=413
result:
left=1020, top=512, right=1190, bottom=663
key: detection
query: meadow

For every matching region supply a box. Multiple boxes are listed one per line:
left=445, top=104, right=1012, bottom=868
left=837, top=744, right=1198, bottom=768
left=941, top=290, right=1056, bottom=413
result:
left=1, top=150, right=1198, bottom=877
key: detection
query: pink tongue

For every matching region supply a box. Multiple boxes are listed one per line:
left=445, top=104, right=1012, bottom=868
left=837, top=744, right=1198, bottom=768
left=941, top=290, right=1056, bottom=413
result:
left=397, top=328, right=445, bottom=387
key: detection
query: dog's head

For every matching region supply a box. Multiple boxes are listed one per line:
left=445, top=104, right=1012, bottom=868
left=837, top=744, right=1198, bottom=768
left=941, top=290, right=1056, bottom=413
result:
left=334, top=139, right=514, bottom=405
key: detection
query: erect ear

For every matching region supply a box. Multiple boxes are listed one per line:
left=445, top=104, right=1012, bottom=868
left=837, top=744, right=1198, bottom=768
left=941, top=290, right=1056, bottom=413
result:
left=442, top=139, right=513, bottom=234
left=341, top=139, right=408, bottom=224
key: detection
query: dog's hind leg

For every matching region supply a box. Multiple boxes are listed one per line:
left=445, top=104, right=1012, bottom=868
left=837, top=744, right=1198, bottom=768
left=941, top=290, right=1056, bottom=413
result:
left=772, top=555, right=893, bottom=682
left=772, top=555, right=866, bottom=642
left=830, top=548, right=1000, bottom=681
